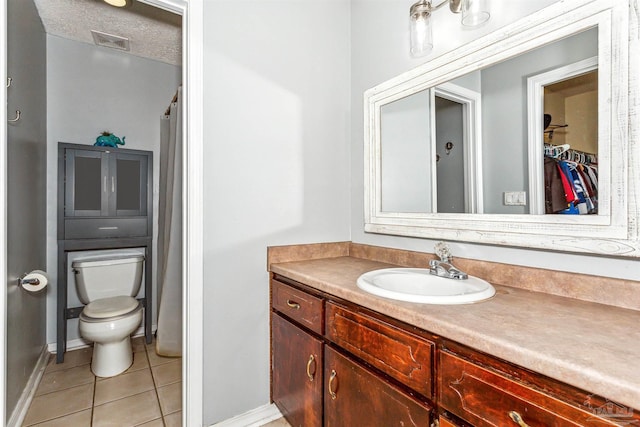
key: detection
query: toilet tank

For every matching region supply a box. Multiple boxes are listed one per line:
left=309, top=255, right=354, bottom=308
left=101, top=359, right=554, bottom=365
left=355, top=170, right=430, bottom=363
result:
left=72, top=254, right=145, bottom=304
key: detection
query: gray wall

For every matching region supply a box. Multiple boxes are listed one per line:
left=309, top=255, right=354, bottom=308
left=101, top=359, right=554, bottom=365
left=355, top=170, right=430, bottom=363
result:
left=203, top=0, right=351, bottom=424
left=6, top=0, right=48, bottom=417
left=350, top=0, right=640, bottom=283
left=45, top=35, right=182, bottom=343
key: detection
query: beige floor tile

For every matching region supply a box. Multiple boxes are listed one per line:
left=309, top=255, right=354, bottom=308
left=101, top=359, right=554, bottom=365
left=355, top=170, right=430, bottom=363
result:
left=147, top=349, right=180, bottom=367
left=261, top=418, right=292, bottom=427
left=92, top=390, right=161, bottom=427
left=45, top=348, right=92, bottom=373
left=28, top=409, right=92, bottom=427
left=163, top=411, right=182, bottom=427
left=131, top=336, right=147, bottom=353
left=136, top=418, right=164, bottom=427
left=151, top=359, right=181, bottom=386
left=94, top=368, right=155, bottom=406
left=23, top=383, right=94, bottom=426
left=36, top=364, right=94, bottom=396
left=157, top=381, right=181, bottom=415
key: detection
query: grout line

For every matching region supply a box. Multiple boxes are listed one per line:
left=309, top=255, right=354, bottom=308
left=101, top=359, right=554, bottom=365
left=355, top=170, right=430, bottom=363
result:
left=90, top=373, right=96, bottom=427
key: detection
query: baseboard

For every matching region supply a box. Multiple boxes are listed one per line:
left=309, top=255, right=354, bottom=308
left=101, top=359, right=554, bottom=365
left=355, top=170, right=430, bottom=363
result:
left=7, top=345, right=50, bottom=427
left=211, top=403, right=283, bottom=427
left=47, top=324, right=157, bottom=353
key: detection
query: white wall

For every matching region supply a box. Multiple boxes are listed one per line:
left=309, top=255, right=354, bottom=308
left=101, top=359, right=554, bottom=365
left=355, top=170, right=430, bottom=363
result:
left=45, top=35, right=182, bottom=343
left=350, top=0, right=640, bottom=280
left=203, top=0, right=351, bottom=424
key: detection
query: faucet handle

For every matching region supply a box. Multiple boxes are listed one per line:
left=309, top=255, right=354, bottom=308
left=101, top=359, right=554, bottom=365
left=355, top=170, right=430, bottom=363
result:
left=434, top=242, right=452, bottom=262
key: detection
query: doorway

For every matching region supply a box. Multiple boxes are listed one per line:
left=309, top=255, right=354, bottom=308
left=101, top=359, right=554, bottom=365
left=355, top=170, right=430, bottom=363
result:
left=0, top=0, right=203, bottom=424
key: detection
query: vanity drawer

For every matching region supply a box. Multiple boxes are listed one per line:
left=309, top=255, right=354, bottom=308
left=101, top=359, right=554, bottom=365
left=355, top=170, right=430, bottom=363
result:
left=64, top=217, right=148, bottom=239
left=325, top=302, right=434, bottom=398
left=271, top=280, right=324, bottom=335
left=439, top=351, right=622, bottom=427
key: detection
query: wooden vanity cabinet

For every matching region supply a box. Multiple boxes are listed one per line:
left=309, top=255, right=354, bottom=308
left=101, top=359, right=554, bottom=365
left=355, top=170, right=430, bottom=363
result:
left=324, top=346, right=431, bottom=427
left=438, top=347, right=635, bottom=427
left=271, top=313, right=323, bottom=427
left=271, top=274, right=639, bottom=427
left=270, top=277, right=433, bottom=427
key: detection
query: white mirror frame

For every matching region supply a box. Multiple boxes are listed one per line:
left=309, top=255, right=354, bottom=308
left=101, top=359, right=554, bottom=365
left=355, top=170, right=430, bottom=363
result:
left=364, top=0, right=640, bottom=257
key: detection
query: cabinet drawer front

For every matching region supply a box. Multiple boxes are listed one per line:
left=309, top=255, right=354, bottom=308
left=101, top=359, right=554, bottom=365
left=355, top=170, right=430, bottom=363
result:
left=64, top=218, right=148, bottom=239
left=439, top=351, right=622, bottom=427
left=271, top=313, right=323, bottom=427
left=271, top=280, right=324, bottom=335
left=326, top=302, right=434, bottom=398
left=324, top=346, right=431, bottom=427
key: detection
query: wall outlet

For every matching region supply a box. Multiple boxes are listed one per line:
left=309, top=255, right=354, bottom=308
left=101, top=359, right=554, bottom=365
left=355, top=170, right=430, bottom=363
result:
left=504, top=191, right=527, bottom=206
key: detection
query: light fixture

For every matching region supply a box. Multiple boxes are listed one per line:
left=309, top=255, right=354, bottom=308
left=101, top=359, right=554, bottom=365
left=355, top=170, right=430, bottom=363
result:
left=409, top=0, right=490, bottom=58
left=103, top=0, right=132, bottom=7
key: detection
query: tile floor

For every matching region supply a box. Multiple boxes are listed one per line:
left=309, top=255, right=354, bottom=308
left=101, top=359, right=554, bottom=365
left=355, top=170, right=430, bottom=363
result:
left=22, top=337, right=182, bottom=426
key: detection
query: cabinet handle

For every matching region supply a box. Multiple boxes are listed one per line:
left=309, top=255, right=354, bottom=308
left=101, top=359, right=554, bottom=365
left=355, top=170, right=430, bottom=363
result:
left=104, top=176, right=107, bottom=192
left=508, top=411, right=530, bottom=427
left=306, top=354, right=316, bottom=382
left=328, top=369, right=338, bottom=400
left=286, top=300, right=301, bottom=310
left=111, top=176, right=115, bottom=192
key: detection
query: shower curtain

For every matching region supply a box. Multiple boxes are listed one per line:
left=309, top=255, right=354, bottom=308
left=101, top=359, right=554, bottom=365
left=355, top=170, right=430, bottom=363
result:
left=156, top=87, right=183, bottom=356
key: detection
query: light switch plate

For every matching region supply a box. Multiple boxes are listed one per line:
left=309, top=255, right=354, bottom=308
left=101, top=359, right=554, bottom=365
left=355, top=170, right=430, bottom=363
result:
left=504, top=191, right=527, bottom=206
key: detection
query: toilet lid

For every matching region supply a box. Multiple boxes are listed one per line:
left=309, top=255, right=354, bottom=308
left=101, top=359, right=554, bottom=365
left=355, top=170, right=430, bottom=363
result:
left=83, top=296, right=140, bottom=318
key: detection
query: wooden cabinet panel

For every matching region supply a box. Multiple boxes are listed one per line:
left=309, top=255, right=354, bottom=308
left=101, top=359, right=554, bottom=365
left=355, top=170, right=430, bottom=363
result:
left=439, top=351, right=623, bottom=427
left=324, top=346, right=431, bottom=427
left=272, top=280, right=324, bottom=334
left=325, top=302, right=434, bottom=398
left=271, top=313, right=323, bottom=427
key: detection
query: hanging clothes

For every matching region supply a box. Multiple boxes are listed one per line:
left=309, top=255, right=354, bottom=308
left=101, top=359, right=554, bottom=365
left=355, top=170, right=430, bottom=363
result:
left=543, top=144, right=598, bottom=215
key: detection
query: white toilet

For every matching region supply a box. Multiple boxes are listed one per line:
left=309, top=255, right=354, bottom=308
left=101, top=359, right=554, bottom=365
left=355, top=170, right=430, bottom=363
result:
left=72, top=253, right=145, bottom=377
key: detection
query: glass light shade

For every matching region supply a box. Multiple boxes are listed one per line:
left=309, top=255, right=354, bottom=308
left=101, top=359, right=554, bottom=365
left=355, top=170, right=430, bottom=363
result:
left=461, top=0, right=490, bottom=27
left=410, top=1, right=433, bottom=58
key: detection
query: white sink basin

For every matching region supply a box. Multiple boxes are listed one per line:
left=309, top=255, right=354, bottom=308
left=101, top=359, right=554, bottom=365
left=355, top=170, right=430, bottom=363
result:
left=356, top=268, right=495, bottom=305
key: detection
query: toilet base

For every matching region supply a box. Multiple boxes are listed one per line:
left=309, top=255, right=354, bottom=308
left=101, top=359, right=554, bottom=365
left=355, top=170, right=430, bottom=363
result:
left=91, top=338, right=133, bottom=377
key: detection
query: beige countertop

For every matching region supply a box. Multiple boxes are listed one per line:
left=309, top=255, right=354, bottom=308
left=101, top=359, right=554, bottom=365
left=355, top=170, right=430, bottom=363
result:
left=270, top=255, right=640, bottom=410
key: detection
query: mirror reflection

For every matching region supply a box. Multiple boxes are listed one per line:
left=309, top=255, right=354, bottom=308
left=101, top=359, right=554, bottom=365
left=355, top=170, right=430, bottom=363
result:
left=378, top=27, right=598, bottom=215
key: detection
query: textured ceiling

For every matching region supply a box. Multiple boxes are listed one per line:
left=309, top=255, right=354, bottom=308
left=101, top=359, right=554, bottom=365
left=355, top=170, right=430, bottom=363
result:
left=34, top=0, right=182, bottom=66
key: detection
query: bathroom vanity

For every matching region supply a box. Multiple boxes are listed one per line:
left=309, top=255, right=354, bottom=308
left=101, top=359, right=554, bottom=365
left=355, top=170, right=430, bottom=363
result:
left=56, top=142, right=153, bottom=362
left=269, top=243, right=640, bottom=426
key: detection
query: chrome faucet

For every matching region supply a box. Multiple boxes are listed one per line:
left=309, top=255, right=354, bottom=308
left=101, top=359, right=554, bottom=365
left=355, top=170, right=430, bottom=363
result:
left=429, top=242, right=468, bottom=280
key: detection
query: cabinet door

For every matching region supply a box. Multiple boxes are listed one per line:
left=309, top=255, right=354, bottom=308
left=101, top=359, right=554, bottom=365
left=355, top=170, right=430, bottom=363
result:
left=65, top=149, right=109, bottom=216
left=272, top=313, right=323, bottom=427
left=109, top=152, right=148, bottom=216
left=324, top=346, right=431, bottom=427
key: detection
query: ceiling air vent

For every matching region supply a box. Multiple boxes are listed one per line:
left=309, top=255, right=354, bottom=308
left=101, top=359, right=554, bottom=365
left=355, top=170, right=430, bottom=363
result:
left=91, top=30, right=130, bottom=51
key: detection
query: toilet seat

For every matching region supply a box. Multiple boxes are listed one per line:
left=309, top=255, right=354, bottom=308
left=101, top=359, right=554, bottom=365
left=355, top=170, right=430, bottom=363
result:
left=81, top=296, right=141, bottom=321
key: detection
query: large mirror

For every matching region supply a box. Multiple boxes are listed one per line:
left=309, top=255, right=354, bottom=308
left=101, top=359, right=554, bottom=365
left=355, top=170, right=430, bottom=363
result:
left=364, top=0, right=639, bottom=256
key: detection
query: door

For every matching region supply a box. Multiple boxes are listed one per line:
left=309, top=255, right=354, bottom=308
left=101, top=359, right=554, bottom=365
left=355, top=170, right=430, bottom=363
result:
left=65, top=148, right=109, bottom=216
left=111, top=151, right=148, bottom=216
left=271, top=313, right=323, bottom=427
left=324, top=346, right=431, bottom=427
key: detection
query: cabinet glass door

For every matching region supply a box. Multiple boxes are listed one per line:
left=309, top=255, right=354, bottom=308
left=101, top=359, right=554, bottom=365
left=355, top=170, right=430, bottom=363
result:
left=65, top=149, right=108, bottom=216
left=111, top=153, right=148, bottom=216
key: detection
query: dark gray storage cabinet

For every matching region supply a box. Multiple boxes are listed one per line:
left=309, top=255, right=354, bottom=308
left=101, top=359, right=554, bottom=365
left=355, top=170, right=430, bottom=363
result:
left=57, top=142, right=153, bottom=362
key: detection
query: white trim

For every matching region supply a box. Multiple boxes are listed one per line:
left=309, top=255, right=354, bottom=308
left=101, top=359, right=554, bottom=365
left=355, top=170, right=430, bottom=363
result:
left=6, top=346, right=49, bottom=427
left=138, top=1, right=204, bottom=425
left=433, top=82, right=483, bottom=214
left=527, top=56, right=598, bottom=214
left=211, top=403, right=283, bottom=427
left=1, top=0, right=8, bottom=424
